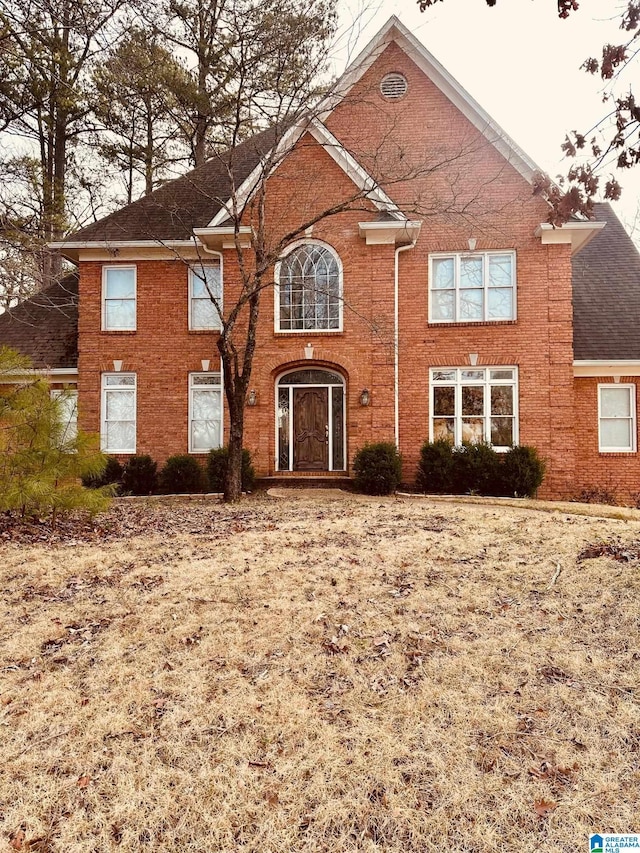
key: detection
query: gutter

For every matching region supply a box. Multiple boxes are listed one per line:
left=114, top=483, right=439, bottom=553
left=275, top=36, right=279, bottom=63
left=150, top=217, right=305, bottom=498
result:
left=394, top=239, right=418, bottom=448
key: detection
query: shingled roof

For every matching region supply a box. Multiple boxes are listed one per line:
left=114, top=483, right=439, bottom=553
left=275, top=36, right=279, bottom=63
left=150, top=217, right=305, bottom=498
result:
left=67, top=128, right=277, bottom=243
left=0, top=273, right=78, bottom=369
left=573, top=203, right=640, bottom=361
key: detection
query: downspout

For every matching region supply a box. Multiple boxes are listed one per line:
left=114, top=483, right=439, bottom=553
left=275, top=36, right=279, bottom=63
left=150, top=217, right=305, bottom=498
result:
left=394, top=239, right=417, bottom=449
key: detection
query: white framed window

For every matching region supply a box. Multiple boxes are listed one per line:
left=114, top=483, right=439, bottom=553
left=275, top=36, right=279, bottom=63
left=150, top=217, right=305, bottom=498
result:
left=429, top=251, right=516, bottom=323
left=430, top=367, right=518, bottom=450
left=598, top=384, right=636, bottom=452
left=189, top=372, right=223, bottom=452
left=51, top=388, right=78, bottom=444
left=275, top=241, right=342, bottom=332
left=102, top=266, right=136, bottom=331
left=101, top=373, right=136, bottom=453
left=189, top=261, right=222, bottom=330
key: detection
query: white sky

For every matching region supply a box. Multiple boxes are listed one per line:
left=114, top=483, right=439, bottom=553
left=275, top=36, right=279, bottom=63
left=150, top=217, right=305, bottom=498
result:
left=334, top=0, right=640, bottom=238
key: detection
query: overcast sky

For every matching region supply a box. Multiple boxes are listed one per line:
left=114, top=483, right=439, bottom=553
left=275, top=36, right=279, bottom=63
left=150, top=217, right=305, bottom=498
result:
left=335, top=0, right=639, bottom=239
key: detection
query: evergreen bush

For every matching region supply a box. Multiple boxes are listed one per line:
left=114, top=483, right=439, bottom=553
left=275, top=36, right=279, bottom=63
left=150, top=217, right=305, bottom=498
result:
left=416, top=438, right=455, bottom=493
left=452, top=441, right=503, bottom=495
left=121, top=454, right=158, bottom=495
left=207, top=447, right=255, bottom=493
left=415, top=437, right=546, bottom=497
left=501, top=445, right=546, bottom=497
left=0, top=346, right=111, bottom=525
left=353, top=442, right=402, bottom=495
left=159, top=454, right=205, bottom=494
left=82, top=456, right=123, bottom=491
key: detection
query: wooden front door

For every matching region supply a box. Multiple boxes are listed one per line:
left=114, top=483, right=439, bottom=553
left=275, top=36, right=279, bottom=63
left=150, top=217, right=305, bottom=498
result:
left=293, top=387, right=329, bottom=470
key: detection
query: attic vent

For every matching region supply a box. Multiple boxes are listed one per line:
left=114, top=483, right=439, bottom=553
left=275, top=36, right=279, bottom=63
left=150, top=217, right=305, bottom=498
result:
left=380, top=72, right=408, bottom=99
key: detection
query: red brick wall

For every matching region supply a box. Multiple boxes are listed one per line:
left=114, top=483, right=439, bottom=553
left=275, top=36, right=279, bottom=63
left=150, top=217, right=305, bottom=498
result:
left=574, top=377, right=640, bottom=504
left=76, top=41, right=578, bottom=497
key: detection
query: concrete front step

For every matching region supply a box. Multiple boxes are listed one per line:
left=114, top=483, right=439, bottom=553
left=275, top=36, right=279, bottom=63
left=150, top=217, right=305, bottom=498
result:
left=256, top=475, right=354, bottom=490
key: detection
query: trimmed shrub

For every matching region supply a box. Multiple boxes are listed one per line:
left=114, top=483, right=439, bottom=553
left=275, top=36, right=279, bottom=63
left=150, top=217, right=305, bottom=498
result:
left=82, top=456, right=123, bottom=491
left=501, top=445, right=546, bottom=497
left=121, top=454, right=158, bottom=496
left=207, top=447, right=255, bottom=493
left=452, top=441, right=503, bottom=495
left=159, top=455, right=206, bottom=494
left=353, top=442, right=402, bottom=496
left=416, top=439, right=455, bottom=493
left=415, top=439, right=546, bottom=497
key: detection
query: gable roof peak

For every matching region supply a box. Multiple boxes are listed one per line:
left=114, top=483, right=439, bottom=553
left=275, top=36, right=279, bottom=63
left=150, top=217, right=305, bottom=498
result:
left=329, top=15, right=542, bottom=185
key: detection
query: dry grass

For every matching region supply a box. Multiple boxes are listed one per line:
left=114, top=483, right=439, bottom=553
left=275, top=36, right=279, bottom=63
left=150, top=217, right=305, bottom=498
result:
left=1, top=493, right=639, bottom=852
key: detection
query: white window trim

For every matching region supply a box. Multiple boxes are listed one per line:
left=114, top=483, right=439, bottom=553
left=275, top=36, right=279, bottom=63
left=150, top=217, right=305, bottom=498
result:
left=428, top=250, right=517, bottom=324
left=188, top=370, right=224, bottom=454
left=274, top=238, right=344, bottom=334
left=598, top=383, right=636, bottom=453
left=102, top=265, right=137, bottom=331
left=188, top=255, right=223, bottom=331
left=101, top=373, right=137, bottom=453
left=429, top=366, right=519, bottom=451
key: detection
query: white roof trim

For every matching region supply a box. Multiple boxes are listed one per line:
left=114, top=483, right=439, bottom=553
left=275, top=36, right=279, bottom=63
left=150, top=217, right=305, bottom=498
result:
left=49, top=240, right=199, bottom=249
left=320, top=16, right=541, bottom=184
left=574, top=360, right=640, bottom=377
left=0, top=367, right=78, bottom=385
left=208, top=119, right=404, bottom=228
left=358, top=219, right=421, bottom=245
left=535, top=221, right=606, bottom=254
left=193, top=226, right=253, bottom=250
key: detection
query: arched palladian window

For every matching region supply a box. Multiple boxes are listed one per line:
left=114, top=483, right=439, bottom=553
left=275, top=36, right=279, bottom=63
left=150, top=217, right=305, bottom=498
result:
left=276, top=242, right=342, bottom=332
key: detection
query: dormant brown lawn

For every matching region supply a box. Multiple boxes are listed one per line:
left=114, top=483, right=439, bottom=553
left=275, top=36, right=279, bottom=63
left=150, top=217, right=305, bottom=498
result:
left=1, top=493, right=639, bottom=852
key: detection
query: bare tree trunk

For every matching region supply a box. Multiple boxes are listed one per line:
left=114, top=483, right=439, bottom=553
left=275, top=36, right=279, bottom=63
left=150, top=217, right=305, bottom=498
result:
left=224, top=397, right=244, bottom=502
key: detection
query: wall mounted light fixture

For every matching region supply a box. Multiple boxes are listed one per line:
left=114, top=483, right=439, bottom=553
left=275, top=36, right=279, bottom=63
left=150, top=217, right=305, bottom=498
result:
left=247, top=389, right=257, bottom=406
left=360, top=388, right=371, bottom=407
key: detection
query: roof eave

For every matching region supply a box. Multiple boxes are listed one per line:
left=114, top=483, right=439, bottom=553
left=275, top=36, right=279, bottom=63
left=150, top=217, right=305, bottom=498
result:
left=535, top=221, right=607, bottom=254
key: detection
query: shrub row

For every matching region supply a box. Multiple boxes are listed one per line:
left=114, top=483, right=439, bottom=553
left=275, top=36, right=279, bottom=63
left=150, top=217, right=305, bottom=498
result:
left=416, top=440, right=545, bottom=497
left=83, top=447, right=255, bottom=496
left=352, top=440, right=545, bottom=497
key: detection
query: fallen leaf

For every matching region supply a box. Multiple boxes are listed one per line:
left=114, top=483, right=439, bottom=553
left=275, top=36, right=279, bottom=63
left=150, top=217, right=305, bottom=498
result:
left=264, top=790, right=279, bottom=806
left=533, top=798, right=557, bottom=818
left=10, top=828, right=25, bottom=850
left=77, top=775, right=91, bottom=788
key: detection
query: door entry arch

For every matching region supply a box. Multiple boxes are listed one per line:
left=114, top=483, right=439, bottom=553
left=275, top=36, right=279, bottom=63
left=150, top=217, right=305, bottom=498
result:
left=276, top=368, right=346, bottom=471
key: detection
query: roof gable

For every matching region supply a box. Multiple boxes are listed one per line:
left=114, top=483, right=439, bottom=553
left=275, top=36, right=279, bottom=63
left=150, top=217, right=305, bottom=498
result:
left=0, top=274, right=78, bottom=369
left=322, top=16, right=541, bottom=185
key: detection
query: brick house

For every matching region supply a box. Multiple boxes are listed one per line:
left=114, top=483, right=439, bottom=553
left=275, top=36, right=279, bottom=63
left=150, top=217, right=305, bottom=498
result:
left=3, top=16, right=640, bottom=500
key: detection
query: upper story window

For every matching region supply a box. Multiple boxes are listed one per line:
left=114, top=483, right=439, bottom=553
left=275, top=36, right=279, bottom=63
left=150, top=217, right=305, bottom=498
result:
left=429, top=251, right=515, bottom=323
left=102, top=266, right=136, bottom=331
left=276, top=242, right=342, bottom=332
left=101, top=373, right=136, bottom=453
left=598, top=384, right=636, bottom=452
left=430, top=367, right=518, bottom=450
left=190, top=262, right=222, bottom=330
